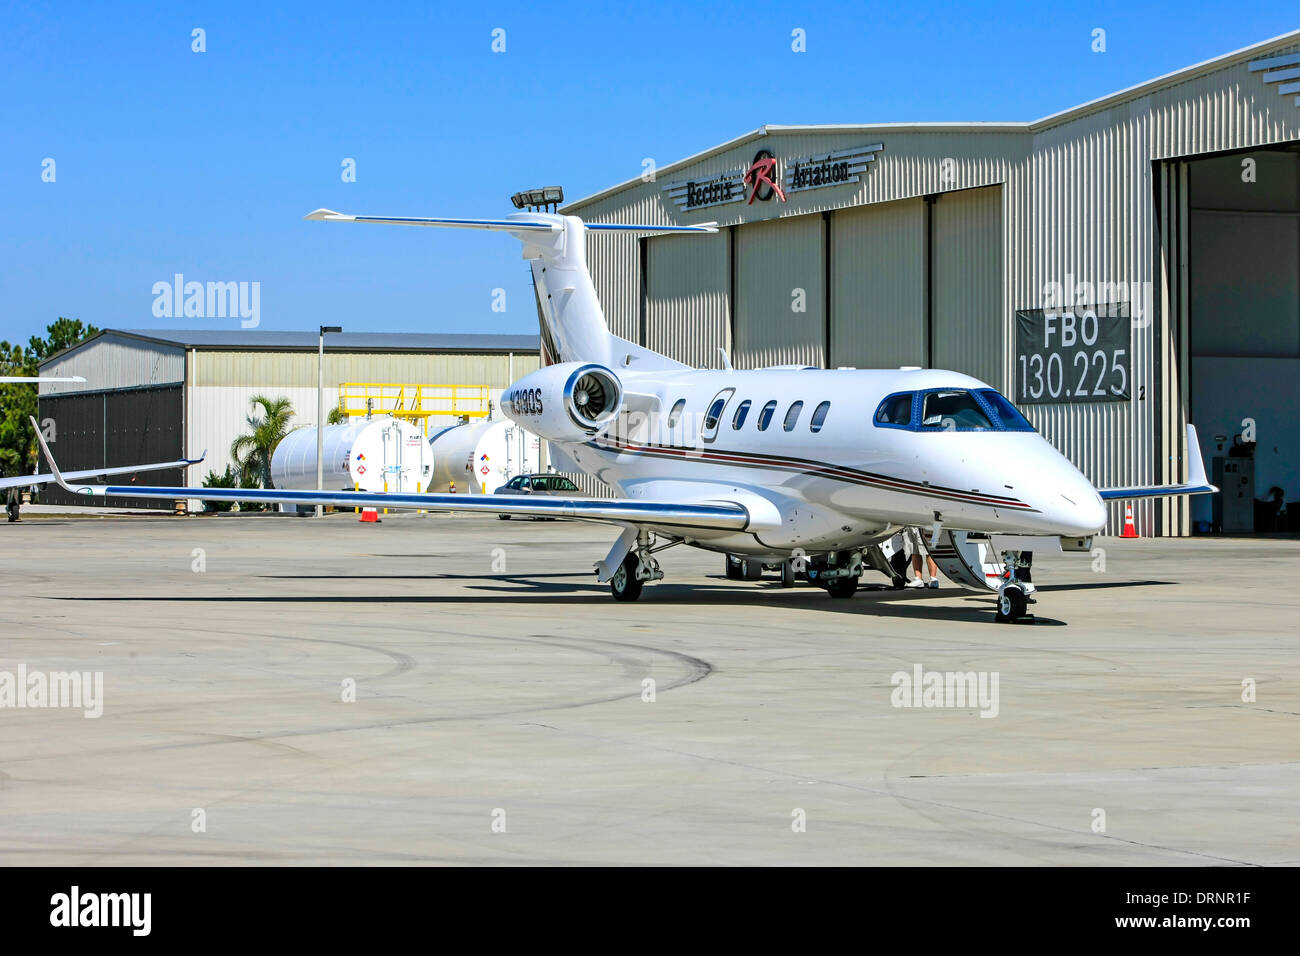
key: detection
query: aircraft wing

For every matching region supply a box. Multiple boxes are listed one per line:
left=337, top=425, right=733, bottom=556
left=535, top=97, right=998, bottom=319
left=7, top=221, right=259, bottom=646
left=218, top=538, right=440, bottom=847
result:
left=0, top=453, right=206, bottom=492
left=1096, top=425, right=1218, bottom=500
left=29, top=418, right=746, bottom=531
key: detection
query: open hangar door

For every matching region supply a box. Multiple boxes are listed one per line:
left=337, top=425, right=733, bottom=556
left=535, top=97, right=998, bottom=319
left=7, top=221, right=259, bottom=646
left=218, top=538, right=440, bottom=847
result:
left=1183, top=144, right=1300, bottom=533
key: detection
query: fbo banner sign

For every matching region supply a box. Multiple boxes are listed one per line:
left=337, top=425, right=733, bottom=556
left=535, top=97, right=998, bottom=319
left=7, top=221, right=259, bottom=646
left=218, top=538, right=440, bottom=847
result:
left=1015, top=306, right=1131, bottom=405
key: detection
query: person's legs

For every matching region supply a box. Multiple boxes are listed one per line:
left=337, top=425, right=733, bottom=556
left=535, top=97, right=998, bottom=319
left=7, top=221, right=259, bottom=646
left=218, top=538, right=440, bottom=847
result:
left=905, top=528, right=927, bottom=588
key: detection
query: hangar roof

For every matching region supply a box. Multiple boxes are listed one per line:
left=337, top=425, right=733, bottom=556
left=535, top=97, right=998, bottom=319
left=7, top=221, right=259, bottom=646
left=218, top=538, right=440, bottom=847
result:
left=41, top=328, right=540, bottom=366
left=563, top=27, right=1300, bottom=212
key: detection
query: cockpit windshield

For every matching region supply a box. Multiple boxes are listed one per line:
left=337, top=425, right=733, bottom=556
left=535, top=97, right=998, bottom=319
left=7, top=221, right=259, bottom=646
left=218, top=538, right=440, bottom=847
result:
left=873, top=388, right=1035, bottom=433
left=976, top=389, right=1034, bottom=431
left=921, top=390, right=993, bottom=429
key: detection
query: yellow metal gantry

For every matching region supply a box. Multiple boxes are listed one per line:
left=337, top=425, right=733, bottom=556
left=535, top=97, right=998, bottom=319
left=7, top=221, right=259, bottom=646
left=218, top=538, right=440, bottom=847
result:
left=337, top=382, right=490, bottom=431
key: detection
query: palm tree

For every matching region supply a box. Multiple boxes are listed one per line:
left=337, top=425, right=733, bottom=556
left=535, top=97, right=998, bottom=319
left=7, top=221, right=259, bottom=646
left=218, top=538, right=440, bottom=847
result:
left=230, top=395, right=295, bottom=489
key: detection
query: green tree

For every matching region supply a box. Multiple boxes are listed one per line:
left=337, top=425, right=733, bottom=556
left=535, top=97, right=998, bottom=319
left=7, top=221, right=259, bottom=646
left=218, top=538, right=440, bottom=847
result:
left=230, top=395, right=295, bottom=489
left=0, top=318, right=99, bottom=477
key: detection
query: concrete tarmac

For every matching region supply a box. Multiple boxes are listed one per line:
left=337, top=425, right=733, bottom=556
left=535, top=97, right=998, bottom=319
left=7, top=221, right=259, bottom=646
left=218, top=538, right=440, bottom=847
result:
left=1, top=512, right=1297, bottom=865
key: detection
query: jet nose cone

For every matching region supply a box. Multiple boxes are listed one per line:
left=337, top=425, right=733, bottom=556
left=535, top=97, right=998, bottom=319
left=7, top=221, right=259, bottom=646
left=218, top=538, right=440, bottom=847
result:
left=1056, top=482, right=1106, bottom=536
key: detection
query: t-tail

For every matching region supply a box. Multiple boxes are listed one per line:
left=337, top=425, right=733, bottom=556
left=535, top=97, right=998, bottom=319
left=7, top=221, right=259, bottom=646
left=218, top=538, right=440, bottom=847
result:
left=305, top=208, right=716, bottom=370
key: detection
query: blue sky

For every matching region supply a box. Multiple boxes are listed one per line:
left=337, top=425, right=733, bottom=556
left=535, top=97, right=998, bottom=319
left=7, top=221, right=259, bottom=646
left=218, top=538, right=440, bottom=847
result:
left=1, top=1, right=1296, bottom=345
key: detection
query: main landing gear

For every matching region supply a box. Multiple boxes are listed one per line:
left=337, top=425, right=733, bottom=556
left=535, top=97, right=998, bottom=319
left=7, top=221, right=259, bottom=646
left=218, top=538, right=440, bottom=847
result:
left=723, top=555, right=803, bottom=589
left=805, top=551, right=863, bottom=599
left=609, top=531, right=664, bottom=602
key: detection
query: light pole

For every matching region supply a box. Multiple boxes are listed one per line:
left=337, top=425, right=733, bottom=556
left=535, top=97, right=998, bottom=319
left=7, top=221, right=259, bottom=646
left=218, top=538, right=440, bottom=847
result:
left=317, top=325, right=342, bottom=517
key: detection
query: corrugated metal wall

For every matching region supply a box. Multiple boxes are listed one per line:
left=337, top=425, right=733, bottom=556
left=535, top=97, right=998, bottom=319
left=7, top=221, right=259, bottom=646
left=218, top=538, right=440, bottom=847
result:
left=645, top=230, right=731, bottom=368
left=932, top=185, right=1004, bottom=387
left=584, top=229, right=640, bottom=343
left=1009, top=41, right=1300, bottom=533
left=38, top=334, right=185, bottom=396
left=190, top=350, right=538, bottom=388
left=830, top=197, right=926, bottom=368
left=734, top=214, right=826, bottom=368
left=185, top=385, right=323, bottom=486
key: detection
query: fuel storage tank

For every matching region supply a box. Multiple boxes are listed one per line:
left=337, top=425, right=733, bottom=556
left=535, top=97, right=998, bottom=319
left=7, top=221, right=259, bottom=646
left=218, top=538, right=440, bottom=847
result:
left=270, top=417, right=432, bottom=499
left=427, top=418, right=541, bottom=494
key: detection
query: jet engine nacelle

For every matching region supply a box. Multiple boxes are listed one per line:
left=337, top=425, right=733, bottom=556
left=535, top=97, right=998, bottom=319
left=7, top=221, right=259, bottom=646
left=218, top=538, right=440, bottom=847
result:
left=501, top=361, right=623, bottom=443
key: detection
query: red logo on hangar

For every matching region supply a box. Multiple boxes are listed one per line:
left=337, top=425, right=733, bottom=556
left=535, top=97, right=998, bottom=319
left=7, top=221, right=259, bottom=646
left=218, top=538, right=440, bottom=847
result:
left=744, top=149, right=787, bottom=205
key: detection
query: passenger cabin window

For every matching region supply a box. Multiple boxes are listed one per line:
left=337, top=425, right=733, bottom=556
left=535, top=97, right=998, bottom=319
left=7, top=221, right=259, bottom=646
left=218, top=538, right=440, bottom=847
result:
left=667, top=398, right=686, bottom=428
left=921, top=390, right=994, bottom=430
left=809, top=401, right=830, bottom=433
left=701, top=388, right=734, bottom=442
left=757, top=400, right=778, bottom=431
left=874, top=392, right=914, bottom=427
left=732, top=400, right=751, bottom=429
left=783, top=401, right=803, bottom=432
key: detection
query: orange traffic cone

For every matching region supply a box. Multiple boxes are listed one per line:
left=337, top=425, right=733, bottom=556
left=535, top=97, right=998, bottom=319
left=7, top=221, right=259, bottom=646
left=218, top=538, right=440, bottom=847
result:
left=359, top=508, right=380, bottom=523
left=1120, top=503, right=1139, bottom=538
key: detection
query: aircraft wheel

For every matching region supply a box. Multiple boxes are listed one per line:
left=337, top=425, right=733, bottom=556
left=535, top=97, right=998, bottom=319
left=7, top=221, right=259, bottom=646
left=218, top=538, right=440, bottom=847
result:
left=995, top=585, right=1028, bottom=623
left=739, top=558, right=764, bottom=581
left=725, top=555, right=741, bottom=580
left=498, top=514, right=511, bottom=520
left=826, top=577, right=858, bottom=599
left=780, top=560, right=796, bottom=588
left=610, top=554, right=645, bottom=602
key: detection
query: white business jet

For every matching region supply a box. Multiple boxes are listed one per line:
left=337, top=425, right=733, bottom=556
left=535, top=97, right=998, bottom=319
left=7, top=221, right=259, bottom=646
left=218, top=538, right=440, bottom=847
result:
left=30, top=209, right=1214, bottom=622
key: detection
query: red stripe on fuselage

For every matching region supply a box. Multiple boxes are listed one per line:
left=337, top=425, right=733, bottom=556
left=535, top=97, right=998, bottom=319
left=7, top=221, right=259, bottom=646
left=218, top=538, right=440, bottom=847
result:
left=588, top=438, right=1035, bottom=511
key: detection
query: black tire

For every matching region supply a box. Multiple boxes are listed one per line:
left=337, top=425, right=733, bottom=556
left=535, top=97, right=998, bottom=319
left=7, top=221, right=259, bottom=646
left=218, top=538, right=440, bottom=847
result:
left=610, top=553, right=645, bottom=602
left=996, top=585, right=1027, bottom=622
left=780, top=560, right=796, bottom=588
left=827, top=577, right=858, bottom=599
left=725, top=555, right=740, bottom=580
left=498, top=514, right=511, bottom=520
left=739, top=557, right=764, bottom=581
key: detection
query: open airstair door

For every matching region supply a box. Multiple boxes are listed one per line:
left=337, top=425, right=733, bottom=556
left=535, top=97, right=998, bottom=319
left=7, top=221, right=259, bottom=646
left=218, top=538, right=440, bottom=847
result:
left=864, top=533, right=910, bottom=587
left=930, top=530, right=1007, bottom=592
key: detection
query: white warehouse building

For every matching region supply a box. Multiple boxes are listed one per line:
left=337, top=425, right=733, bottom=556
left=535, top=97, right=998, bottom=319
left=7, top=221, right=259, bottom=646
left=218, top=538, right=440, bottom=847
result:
left=564, top=30, right=1300, bottom=536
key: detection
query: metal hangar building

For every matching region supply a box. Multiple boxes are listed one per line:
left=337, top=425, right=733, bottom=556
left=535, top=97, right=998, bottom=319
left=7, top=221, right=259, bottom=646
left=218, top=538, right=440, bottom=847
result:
left=37, top=328, right=540, bottom=508
left=564, top=30, right=1300, bottom=536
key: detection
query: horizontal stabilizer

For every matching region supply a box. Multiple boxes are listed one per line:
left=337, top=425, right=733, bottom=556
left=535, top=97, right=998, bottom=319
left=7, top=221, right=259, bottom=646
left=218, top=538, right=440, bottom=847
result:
left=305, top=209, right=718, bottom=234
left=1097, top=425, right=1218, bottom=500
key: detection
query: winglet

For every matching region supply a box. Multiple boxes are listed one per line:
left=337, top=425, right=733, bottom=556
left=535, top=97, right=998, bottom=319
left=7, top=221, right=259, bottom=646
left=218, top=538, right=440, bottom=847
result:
left=1186, top=424, right=1211, bottom=490
left=29, top=416, right=73, bottom=492
left=304, top=208, right=354, bottom=222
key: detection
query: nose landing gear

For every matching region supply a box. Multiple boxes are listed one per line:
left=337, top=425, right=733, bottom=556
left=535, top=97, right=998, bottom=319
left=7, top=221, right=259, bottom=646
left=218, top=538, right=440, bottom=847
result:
left=994, top=550, right=1035, bottom=624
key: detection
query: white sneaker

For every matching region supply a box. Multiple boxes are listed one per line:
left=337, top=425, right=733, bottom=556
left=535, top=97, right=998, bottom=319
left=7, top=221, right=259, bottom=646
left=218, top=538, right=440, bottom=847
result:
left=905, top=578, right=926, bottom=589
left=927, top=579, right=940, bottom=589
